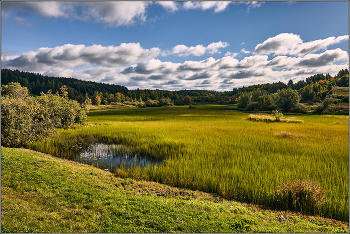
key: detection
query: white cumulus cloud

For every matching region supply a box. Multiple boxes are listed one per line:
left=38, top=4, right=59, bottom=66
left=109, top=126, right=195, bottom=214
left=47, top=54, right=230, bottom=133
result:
left=81, top=2, right=150, bottom=27
left=255, top=33, right=349, bottom=56
left=183, top=1, right=232, bottom=13
left=164, top=41, right=229, bottom=57
left=156, top=1, right=179, bottom=12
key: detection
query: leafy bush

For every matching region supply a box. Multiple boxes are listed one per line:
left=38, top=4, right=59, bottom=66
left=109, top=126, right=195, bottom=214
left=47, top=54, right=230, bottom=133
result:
left=189, top=104, right=196, bottom=109
left=273, top=179, right=326, bottom=215
left=245, top=102, right=259, bottom=111
left=92, top=95, right=101, bottom=106
left=123, top=101, right=136, bottom=106
left=271, top=110, right=283, bottom=121
left=237, top=94, right=251, bottom=109
left=315, top=96, right=338, bottom=113
left=230, top=220, right=252, bottom=232
left=1, top=96, right=56, bottom=147
left=312, top=96, right=322, bottom=103
left=341, top=96, right=349, bottom=103
left=145, top=99, right=160, bottom=107
left=159, top=98, right=172, bottom=106
left=182, top=95, right=192, bottom=105
left=1, top=82, right=87, bottom=147
left=257, top=95, right=276, bottom=111
left=137, top=102, right=147, bottom=108
left=315, top=104, right=324, bottom=113
left=291, top=103, right=309, bottom=113
left=1, top=82, right=29, bottom=99
left=35, top=93, right=87, bottom=129
left=275, top=88, right=300, bottom=112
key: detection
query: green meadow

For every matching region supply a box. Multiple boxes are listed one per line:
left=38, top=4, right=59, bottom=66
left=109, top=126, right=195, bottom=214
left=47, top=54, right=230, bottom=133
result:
left=29, top=104, right=349, bottom=222
left=3, top=147, right=349, bottom=233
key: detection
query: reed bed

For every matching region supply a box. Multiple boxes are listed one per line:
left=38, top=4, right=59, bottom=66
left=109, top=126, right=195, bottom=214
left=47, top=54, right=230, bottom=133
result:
left=248, top=113, right=304, bottom=123
left=29, top=105, right=349, bottom=221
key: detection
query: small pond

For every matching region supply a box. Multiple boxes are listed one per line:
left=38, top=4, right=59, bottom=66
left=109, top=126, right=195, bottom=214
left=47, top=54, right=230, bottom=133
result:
left=75, top=143, right=163, bottom=173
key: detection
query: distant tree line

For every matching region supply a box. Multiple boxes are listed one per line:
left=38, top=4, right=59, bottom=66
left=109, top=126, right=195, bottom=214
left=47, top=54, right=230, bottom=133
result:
left=1, top=68, right=348, bottom=110
left=235, top=69, right=349, bottom=113
left=1, top=69, right=128, bottom=103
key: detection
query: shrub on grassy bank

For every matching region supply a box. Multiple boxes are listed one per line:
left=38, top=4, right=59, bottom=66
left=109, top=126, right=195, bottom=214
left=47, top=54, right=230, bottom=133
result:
left=1, top=83, right=87, bottom=147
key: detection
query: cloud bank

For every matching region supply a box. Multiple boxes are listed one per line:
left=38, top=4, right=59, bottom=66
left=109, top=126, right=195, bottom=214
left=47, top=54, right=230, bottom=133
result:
left=2, top=33, right=348, bottom=91
left=3, top=1, right=265, bottom=27
left=2, top=1, right=150, bottom=27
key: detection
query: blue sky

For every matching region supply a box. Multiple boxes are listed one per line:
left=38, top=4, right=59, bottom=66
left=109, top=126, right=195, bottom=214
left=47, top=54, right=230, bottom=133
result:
left=1, top=1, right=349, bottom=91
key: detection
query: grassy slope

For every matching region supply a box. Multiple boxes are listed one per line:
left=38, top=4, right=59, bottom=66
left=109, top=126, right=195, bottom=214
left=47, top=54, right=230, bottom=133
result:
left=1, top=147, right=349, bottom=233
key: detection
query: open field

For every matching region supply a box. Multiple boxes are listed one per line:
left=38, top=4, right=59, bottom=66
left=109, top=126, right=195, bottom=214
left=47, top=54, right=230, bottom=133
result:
left=2, top=147, right=349, bottom=233
left=29, top=105, right=349, bottom=222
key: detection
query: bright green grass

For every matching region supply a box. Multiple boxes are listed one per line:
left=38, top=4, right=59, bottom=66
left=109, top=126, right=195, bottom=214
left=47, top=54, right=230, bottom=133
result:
left=29, top=105, right=349, bottom=221
left=1, top=147, right=349, bottom=233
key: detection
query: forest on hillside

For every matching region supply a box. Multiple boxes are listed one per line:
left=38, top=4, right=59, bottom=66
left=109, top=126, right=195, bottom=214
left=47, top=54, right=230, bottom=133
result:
left=1, top=68, right=348, bottom=110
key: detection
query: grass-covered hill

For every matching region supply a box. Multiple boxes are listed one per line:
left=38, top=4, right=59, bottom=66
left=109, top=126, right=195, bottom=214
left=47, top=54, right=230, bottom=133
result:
left=1, top=147, right=348, bottom=233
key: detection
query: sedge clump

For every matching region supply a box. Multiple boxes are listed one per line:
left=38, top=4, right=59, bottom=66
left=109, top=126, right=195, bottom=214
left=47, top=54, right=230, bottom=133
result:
left=273, top=179, right=326, bottom=215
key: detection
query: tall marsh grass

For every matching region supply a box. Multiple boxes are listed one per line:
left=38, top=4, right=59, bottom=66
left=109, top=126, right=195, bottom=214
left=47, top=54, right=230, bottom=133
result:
left=29, top=105, right=349, bottom=221
left=248, top=113, right=304, bottom=123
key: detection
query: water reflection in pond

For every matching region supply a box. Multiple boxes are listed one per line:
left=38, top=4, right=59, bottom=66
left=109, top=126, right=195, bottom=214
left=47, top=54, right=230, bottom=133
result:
left=75, top=143, right=163, bottom=172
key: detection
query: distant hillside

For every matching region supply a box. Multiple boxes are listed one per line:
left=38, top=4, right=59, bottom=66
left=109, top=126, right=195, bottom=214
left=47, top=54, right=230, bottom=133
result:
left=1, top=69, right=128, bottom=102
left=1, top=68, right=348, bottom=106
